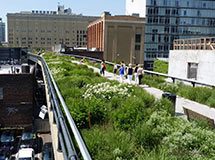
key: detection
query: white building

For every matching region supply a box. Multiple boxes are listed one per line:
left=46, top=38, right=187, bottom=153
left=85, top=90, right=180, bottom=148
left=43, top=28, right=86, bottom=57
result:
left=125, top=0, right=146, bottom=17
left=168, top=38, right=215, bottom=86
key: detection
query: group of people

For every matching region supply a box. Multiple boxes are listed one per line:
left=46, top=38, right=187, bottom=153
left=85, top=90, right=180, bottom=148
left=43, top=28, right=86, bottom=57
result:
left=117, top=62, right=144, bottom=85
left=100, top=60, right=144, bottom=85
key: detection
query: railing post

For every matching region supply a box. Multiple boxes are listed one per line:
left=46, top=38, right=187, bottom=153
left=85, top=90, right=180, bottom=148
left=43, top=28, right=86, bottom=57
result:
left=57, top=131, right=62, bottom=152
left=191, top=82, right=195, bottom=87
left=171, top=77, right=175, bottom=83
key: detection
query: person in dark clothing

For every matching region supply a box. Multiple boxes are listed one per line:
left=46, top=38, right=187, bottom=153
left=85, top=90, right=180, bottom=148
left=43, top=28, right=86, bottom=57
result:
left=100, top=60, right=106, bottom=76
left=127, top=63, right=133, bottom=84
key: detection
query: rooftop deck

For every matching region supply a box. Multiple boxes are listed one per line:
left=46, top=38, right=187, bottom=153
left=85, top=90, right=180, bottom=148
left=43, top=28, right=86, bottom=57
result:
left=174, top=37, right=215, bottom=50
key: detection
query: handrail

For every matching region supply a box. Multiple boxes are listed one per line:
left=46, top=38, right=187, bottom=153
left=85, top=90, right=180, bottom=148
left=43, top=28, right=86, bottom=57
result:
left=28, top=53, right=92, bottom=160
left=64, top=53, right=215, bottom=88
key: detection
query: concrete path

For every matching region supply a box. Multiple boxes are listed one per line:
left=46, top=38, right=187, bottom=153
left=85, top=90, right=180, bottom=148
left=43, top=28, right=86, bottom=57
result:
left=72, top=61, right=215, bottom=122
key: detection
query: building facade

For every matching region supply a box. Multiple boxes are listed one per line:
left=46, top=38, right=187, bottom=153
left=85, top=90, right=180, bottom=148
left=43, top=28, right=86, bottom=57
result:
left=0, top=18, right=5, bottom=43
left=169, top=37, right=215, bottom=86
left=126, top=0, right=215, bottom=69
left=88, top=12, right=145, bottom=64
left=7, top=6, right=97, bottom=50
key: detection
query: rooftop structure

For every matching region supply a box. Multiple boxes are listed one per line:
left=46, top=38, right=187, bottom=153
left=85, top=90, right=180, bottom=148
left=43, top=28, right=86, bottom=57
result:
left=169, top=36, right=215, bottom=85
left=174, top=37, right=215, bottom=50
left=87, top=12, right=145, bottom=64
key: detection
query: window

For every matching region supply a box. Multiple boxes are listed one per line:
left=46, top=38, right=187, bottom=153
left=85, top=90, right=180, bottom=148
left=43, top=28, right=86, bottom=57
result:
left=187, top=1, right=189, bottom=7
left=175, top=1, right=179, bottom=6
left=0, top=88, right=3, bottom=100
left=135, top=34, right=141, bottom=43
left=152, top=35, right=155, bottom=42
left=187, top=63, right=198, bottom=79
left=135, top=45, right=141, bottom=51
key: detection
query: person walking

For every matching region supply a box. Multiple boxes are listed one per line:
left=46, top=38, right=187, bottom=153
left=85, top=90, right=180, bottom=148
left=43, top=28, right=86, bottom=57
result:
left=100, top=60, right=106, bottom=76
left=113, top=63, right=118, bottom=77
left=137, top=64, right=144, bottom=85
left=134, top=64, right=139, bottom=85
left=119, top=63, right=125, bottom=83
left=127, top=63, right=133, bottom=84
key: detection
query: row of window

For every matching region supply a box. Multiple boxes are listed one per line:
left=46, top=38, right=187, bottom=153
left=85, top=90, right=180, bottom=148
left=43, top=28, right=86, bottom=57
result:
left=145, top=52, right=169, bottom=59
left=9, top=37, right=87, bottom=42
left=147, top=7, right=215, bottom=18
left=9, top=41, right=87, bottom=46
left=149, top=0, right=209, bottom=9
left=9, top=29, right=87, bottom=34
left=147, top=16, right=215, bottom=27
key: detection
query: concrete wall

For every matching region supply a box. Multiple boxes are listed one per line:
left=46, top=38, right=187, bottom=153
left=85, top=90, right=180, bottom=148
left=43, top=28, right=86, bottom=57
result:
left=126, top=0, right=146, bottom=17
left=105, top=22, right=144, bottom=64
left=168, top=50, right=215, bottom=85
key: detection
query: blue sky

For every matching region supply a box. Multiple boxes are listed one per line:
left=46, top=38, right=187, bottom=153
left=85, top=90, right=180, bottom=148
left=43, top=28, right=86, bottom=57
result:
left=0, top=0, right=125, bottom=22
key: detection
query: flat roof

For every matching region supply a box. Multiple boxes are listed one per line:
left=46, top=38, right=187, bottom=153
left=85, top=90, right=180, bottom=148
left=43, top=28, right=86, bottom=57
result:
left=0, top=65, right=22, bottom=74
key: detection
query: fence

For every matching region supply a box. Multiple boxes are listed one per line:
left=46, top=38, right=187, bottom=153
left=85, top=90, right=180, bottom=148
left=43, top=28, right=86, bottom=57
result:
left=28, top=53, right=92, bottom=160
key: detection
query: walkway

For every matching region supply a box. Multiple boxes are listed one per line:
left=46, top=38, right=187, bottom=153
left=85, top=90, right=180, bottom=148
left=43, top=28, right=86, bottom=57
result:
left=73, top=61, right=215, bottom=123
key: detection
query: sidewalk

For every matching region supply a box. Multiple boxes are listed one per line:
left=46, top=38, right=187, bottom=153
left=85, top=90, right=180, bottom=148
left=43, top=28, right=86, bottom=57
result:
left=73, top=61, right=215, bottom=122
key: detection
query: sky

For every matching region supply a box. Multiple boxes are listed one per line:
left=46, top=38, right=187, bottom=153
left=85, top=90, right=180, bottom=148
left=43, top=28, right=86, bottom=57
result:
left=0, top=0, right=125, bottom=23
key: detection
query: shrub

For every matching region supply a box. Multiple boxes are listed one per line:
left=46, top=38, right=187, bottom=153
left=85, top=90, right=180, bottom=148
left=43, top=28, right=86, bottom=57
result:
left=83, top=82, right=132, bottom=100
left=82, top=126, right=137, bottom=160
left=153, top=59, right=168, bottom=74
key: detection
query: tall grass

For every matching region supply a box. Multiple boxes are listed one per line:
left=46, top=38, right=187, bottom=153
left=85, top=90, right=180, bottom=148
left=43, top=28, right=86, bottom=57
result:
left=44, top=52, right=215, bottom=160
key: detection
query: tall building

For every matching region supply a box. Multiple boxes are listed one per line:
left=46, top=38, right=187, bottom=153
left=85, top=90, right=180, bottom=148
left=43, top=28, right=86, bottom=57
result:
left=126, top=0, right=215, bottom=69
left=87, top=12, right=145, bottom=64
left=7, top=5, right=97, bottom=49
left=0, top=18, right=5, bottom=43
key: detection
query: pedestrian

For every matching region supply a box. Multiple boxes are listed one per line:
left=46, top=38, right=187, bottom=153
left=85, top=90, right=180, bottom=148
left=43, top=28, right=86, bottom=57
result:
left=127, top=63, right=133, bottom=84
left=100, top=60, right=106, bottom=76
left=113, top=63, right=118, bottom=77
left=134, top=64, right=139, bottom=84
left=137, top=64, right=144, bottom=85
left=119, top=63, right=125, bottom=83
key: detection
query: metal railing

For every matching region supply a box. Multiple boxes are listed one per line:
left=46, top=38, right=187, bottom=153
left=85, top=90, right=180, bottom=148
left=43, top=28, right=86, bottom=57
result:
left=65, top=53, right=215, bottom=88
left=28, top=53, right=92, bottom=160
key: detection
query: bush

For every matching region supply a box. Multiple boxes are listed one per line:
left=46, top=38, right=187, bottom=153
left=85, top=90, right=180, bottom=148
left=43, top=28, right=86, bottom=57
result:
left=153, top=59, right=168, bottom=74
left=82, top=126, right=137, bottom=160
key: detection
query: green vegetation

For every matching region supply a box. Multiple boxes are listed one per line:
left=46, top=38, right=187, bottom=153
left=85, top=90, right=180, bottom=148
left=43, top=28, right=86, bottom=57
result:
left=83, top=57, right=215, bottom=108
left=143, top=77, right=215, bottom=108
left=44, top=52, right=215, bottom=160
left=153, top=59, right=168, bottom=74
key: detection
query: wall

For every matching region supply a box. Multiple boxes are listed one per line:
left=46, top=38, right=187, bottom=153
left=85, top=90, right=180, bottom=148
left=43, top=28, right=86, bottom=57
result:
left=7, top=13, right=98, bottom=49
left=168, top=50, right=215, bottom=85
left=125, top=0, right=146, bottom=17
left=0, top=74, right=35, bottom=127
left=105, top=21, right=145, bottom=64
left=64, top=50, right=103, bottom=60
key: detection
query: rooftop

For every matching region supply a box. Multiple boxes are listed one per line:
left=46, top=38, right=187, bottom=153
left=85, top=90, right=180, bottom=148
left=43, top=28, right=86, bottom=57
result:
left=0, top=65, right=22, bottom=74
left=174, top=37, right=215, bottom=50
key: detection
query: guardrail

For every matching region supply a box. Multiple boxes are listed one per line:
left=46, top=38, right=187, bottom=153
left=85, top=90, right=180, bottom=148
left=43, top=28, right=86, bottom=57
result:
left=64, top=53, right=215, bottom=88
left=28, top=53, right=92, bottom=160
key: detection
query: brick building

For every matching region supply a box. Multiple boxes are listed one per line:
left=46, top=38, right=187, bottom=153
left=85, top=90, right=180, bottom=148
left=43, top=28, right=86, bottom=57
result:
left=0, top=74, right=35, bottom=128
left=87, top=12, right=145, bottom=64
